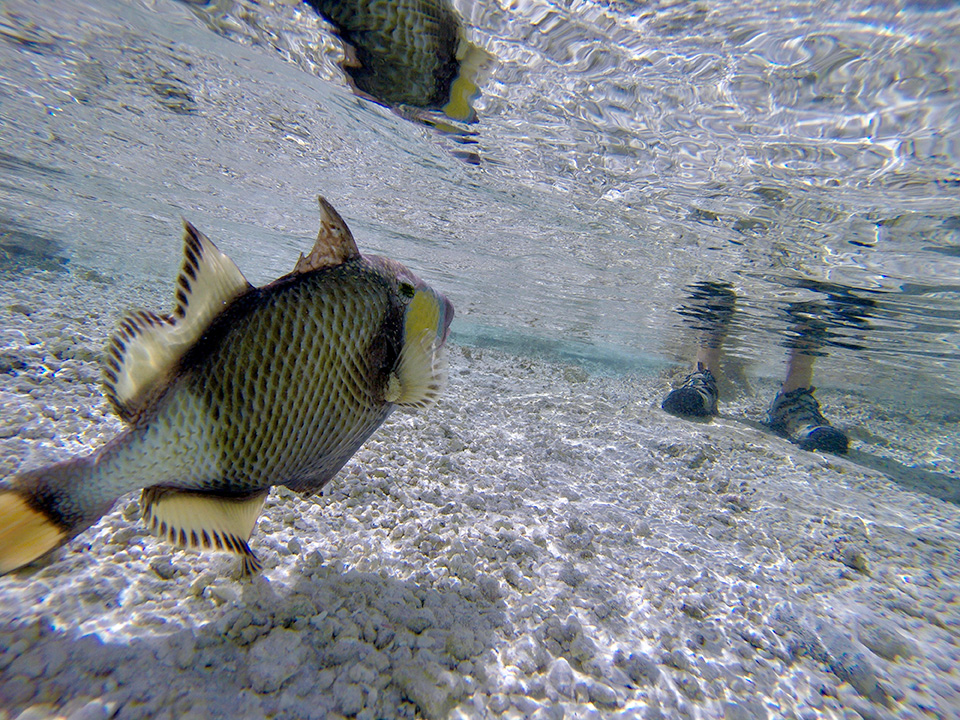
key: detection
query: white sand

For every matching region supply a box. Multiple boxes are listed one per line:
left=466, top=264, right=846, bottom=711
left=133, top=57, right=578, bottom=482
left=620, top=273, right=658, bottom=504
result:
left=1, top=267, right=959, bottom=720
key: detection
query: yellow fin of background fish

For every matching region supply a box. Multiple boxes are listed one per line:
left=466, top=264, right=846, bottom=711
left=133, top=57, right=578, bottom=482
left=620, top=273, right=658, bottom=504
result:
left=0, top=491, right=66, bottom=574
left=103, top=223, right=253, bottom=422
left=293, top=196, right=361, bottom=274
left=140, top=487, right=268, bottom=574
left=442, top=41, right=492, bottom=123
left=385, top=290, right=447, bottom=407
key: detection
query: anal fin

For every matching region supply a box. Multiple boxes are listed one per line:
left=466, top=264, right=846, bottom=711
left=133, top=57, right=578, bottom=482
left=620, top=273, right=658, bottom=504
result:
left=140, top=487, right=268, bottom=575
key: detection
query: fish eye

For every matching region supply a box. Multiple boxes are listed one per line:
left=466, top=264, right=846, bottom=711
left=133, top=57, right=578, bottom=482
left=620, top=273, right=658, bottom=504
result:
left=399, top=281, right=416, bottom=300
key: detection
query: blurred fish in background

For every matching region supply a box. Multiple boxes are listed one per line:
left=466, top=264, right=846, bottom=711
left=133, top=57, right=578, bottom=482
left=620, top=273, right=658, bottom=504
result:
left=304, top=0, right=488, bottom=122
left=176, top=0, right=491, bottom=161
left=305, top=0, right=490, bottom=162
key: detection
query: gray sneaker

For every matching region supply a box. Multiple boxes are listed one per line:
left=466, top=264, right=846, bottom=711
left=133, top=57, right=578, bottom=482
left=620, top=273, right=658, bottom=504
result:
left=766, top=387, right=848, bottom=454
left=662, top=363, right=718, bottom=417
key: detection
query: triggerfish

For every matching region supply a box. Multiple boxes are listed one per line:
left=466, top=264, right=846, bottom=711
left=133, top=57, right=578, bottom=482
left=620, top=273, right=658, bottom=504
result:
left=0, top=196, right=454, bottom=575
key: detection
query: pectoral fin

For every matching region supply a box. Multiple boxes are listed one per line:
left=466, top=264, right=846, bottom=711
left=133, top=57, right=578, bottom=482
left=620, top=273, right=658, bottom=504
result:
left=140, top=487, right=268, bottom=575
left=385, top=332, right=446, bottom=408
left=385, top=288, right=448, bottom=408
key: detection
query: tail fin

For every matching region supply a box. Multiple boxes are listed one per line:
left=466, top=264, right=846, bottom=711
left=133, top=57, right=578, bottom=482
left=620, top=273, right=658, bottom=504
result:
left=0, top=490, right=67, bottom=574
left=0, top=459, right=111, bottom=575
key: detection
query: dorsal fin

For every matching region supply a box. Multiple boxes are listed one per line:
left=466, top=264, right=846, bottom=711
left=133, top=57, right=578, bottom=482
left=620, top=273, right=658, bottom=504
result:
left=292, top=196, right=360, bottom=274
left=102, top=222, right=253, bottom=422
left=140, top=487, right=268, bottom=576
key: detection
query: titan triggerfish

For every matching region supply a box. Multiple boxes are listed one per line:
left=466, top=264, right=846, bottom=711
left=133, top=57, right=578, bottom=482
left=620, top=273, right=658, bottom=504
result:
left=0, top=196, right=454, bottom=575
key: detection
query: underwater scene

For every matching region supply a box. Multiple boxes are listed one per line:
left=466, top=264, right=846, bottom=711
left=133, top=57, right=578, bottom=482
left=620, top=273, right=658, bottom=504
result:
left=0, top=0, right=958, bottom=718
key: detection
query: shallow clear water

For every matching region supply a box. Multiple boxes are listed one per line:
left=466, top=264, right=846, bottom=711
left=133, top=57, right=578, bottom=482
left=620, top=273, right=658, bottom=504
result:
left=2, top=0, right=959, bottom=408
left=1, top=2, right=959, bottom=717
left=190, top=0, right=960, bottom=398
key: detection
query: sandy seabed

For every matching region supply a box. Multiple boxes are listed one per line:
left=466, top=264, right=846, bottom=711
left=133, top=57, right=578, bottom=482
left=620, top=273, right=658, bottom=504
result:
left=0, top=268, right=958, bottom=720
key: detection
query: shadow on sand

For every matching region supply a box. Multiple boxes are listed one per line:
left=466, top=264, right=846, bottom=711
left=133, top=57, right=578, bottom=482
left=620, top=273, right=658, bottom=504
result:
left=0, top=553, right=508, bottom=719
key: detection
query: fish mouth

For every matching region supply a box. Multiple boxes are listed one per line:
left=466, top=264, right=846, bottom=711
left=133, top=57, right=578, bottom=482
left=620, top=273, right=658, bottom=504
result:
left=440, top=295, right=455, bottom=346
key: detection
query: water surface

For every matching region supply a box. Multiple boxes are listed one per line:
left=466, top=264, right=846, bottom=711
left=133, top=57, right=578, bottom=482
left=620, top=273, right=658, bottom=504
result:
left=3, top=0, right=958, bottom=408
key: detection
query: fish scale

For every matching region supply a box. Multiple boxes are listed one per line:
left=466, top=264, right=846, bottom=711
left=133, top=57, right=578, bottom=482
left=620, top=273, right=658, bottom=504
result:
left=182, top=267, right=395, bottom=492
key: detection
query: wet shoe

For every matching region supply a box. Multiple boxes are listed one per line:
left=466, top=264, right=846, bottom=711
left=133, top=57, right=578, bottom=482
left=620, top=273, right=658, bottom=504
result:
left=662, top=363, right=718, bottom=417
left=766, top=386, right=848, bottom=454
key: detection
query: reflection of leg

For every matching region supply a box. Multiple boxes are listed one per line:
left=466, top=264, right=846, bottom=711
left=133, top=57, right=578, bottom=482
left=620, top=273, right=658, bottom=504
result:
left=662, top=282, right=735, bottom=418
left=695, top=345, right=722, bottom=378
left=780, top=346, right=815, bottom=393
left=683, top=280, right=736, bottom=365
left=766, top=305, right=848, bottom=454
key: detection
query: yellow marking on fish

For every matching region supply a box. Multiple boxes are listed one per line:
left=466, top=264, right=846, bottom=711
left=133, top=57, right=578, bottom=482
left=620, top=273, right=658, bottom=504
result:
left=388, top=288, right=447, bottom=407
left=407, top=289, right=442, bottom=345
left=442, top=43, right=490, bottom=122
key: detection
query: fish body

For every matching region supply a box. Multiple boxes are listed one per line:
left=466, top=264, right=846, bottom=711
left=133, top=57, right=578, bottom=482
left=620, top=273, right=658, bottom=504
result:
left=0, top=196, right=453, bottom=574
left=306, top=0, right=487, bottom=122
